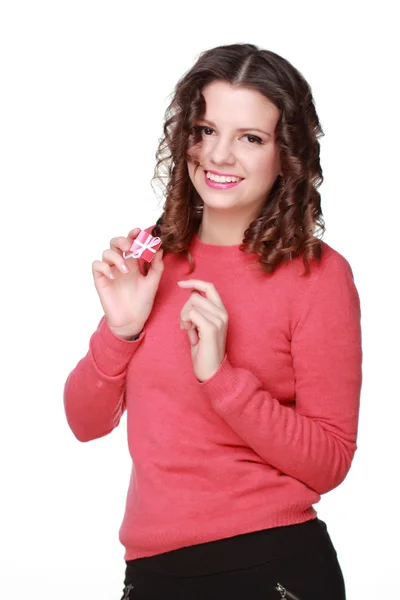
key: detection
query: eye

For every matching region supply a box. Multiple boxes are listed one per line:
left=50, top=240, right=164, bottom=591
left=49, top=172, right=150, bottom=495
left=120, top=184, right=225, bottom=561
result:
left=243, top=134, right=263, bottom=144
left=194, top=126, right=264, bottom=145
left=198, top=126, right=214, bottom=136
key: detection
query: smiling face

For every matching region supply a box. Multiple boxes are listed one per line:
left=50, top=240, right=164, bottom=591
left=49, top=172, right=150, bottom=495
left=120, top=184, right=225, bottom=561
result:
left=187, top=80, right=282, bottom=219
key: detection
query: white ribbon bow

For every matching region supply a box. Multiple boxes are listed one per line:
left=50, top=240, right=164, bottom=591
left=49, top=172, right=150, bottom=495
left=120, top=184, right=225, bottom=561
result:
left=123, top=234, right=162, bottom=260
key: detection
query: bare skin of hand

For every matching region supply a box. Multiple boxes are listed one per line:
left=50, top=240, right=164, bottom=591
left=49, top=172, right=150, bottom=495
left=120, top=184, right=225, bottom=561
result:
left=92, top=228, right=164, bottom=339
left=178, top=279, right=228, bottom=382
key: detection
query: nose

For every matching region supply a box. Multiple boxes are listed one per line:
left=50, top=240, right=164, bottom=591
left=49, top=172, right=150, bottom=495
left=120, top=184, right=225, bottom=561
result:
left=207, top=135, right=236, bottom=167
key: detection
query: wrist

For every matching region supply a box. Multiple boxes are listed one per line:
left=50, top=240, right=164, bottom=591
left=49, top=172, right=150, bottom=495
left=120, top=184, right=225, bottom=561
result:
left=121, top=331, right=142, bottom=341
left=108, top=323, right=144, bottom=341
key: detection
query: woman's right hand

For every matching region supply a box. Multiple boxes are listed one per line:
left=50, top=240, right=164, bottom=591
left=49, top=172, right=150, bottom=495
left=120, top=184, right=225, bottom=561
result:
left=91, top=228, right=164, bottom=339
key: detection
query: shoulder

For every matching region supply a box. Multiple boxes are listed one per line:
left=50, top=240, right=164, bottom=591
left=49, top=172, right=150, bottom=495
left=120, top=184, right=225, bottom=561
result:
left=288, top=239, right=356, bottom=286
left=287, top=239, right=361, bottom=320
left=318, top=241, right=358, bottom=294
left=320, top=240, right=353, bottom=269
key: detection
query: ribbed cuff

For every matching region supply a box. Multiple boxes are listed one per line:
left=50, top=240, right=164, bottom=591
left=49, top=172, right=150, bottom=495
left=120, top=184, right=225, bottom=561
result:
left=198, top=354, right=263, bottom=417
left=198, top=355, right=238, bottom=402
left=98, top=317, right=144, bottom=348
left=90, top=316, right=145, bottom=377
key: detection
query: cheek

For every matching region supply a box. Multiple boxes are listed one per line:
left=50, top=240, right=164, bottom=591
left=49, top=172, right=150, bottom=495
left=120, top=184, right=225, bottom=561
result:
left=247, top=157, right=270, bottom=179
left=250, top=149, right=280, bottom=179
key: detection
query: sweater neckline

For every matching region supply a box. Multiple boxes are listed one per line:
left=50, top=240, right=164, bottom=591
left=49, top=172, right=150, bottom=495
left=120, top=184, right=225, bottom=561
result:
left=189, top=232, right=255, bottom=264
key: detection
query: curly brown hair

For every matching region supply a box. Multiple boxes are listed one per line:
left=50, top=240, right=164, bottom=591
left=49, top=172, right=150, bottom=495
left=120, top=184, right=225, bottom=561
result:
left=150, top=43, right=325, bottom=276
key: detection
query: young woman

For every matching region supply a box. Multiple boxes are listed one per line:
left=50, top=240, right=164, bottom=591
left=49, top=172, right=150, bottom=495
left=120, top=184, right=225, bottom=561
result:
left=64, top=43, right=362, bottom=599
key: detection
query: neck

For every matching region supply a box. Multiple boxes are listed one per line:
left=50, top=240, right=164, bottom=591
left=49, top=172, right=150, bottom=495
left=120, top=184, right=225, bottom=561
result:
left=197, top=209, right=254, bottom=246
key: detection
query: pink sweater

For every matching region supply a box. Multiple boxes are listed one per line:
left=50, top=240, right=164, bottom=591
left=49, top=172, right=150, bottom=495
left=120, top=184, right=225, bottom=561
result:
left=64, top=230, right=363, bottom=560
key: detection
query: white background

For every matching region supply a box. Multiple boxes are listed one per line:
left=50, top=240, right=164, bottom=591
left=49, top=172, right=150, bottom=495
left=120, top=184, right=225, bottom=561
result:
left=1, top=1, right=398, bottom=598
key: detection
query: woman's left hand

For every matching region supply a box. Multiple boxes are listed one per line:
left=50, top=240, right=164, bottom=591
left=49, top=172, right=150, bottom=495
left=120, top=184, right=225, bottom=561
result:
left=178, top=279, right=228, bottom=382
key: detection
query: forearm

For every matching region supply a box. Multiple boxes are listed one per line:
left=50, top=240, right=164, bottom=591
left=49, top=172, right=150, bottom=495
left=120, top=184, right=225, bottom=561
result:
left=204, top=357, right=360, bottom=494
left=63, top=354, right=126, bottom=442
left=63, top=317, right=144, bottom=442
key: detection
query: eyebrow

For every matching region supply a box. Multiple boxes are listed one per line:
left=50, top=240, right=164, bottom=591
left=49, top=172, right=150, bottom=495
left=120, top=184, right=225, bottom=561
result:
left=198, top=118, right=272, bottom=138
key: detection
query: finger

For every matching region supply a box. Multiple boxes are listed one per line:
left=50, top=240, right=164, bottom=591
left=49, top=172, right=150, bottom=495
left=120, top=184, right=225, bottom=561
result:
left=182, top=307, right=222, bottom=347
left=180, top=292, right=226, bottom=324
left=127, top=227, right=142, bottom=240
left=110, top=234, right=142, bottom=274
left=181, top=314, right=200, bottom=346
left=92, top=259, right=115, bottom=281
left=187, top=325, right=199, bottom=346
left=177, top=280, right=224, bottom=308
left=181, top=306, right=221, bottom=333
left=110, top=236, right=135, bottom=254
left=101, top=248, right=131, bottom=275
left=144, top=247, right=164, bottom=283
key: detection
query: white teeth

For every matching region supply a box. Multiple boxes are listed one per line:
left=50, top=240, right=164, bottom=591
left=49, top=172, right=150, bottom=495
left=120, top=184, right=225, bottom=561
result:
left=206, top=171, right=241, bottom=183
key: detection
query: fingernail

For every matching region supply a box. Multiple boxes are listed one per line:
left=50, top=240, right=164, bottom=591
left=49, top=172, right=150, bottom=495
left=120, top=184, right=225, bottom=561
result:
left=121, top=264, right=128, bottom=273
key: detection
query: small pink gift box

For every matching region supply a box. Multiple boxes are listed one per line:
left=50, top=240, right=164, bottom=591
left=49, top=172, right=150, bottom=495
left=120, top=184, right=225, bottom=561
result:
left=123, top=230, right=162, bottom=263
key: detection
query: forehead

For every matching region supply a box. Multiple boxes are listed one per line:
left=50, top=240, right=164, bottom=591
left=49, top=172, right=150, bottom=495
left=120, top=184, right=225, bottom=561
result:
left=201, top=80, right=279, bottom=127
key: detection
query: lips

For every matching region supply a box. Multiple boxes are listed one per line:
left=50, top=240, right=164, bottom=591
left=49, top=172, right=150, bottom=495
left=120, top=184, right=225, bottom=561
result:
left=205, top=169, right=243, bottom=179
left=204, top=171, right=243, bottom=190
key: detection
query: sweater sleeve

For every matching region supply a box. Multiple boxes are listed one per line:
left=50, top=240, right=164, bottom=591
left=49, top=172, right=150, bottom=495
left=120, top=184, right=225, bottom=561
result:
left=63, top=316, right=145, bottom=442
left=199, top=251, right=363, bottom=495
